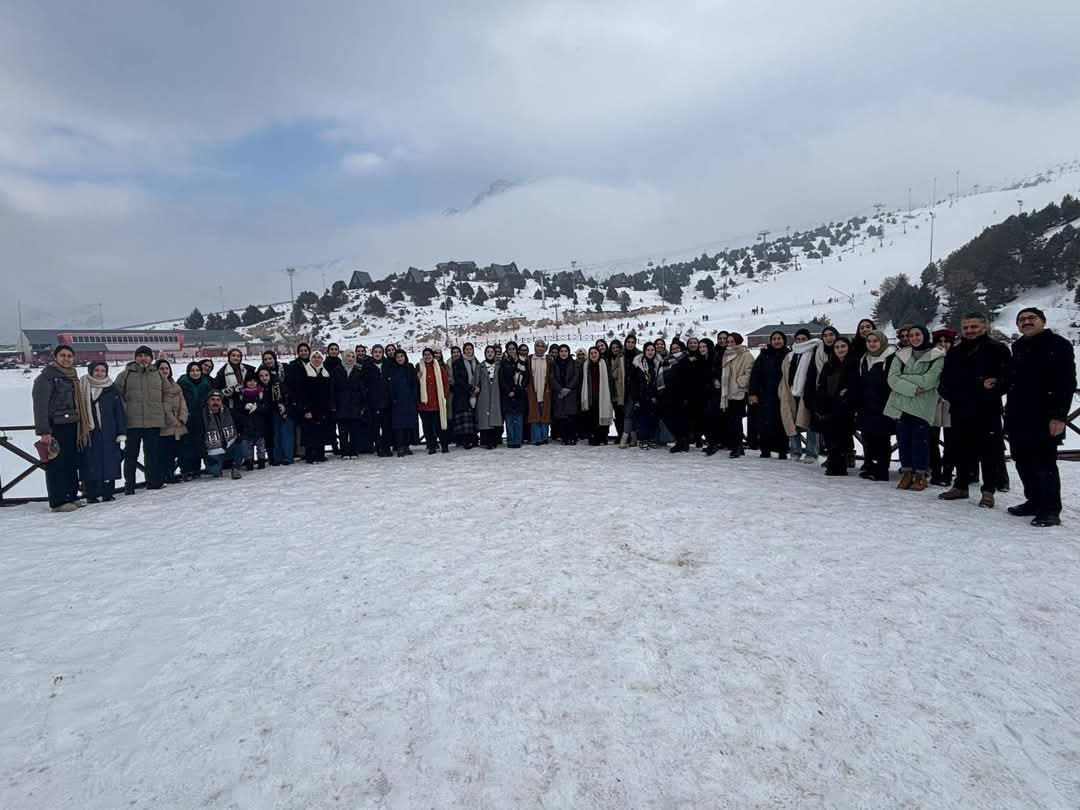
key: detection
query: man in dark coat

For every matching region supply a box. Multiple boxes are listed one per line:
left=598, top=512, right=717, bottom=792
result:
left=937, top=313, right=1011, bottom=507
left=1003, top=307, right=1077, bottom=527
left=749, top=330, right=791, bottom=459
left=361, top=345, right=395, bottom=457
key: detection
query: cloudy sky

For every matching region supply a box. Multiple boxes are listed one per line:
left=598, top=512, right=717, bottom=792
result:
left=2, top=0, right=1079, bottom=334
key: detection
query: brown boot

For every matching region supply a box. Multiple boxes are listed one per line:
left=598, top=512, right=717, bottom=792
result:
left=896, top=470, right=914, bottom=490
left=910, top=473, right=929, bottom=492
left=938, top=487, right=969, bottom=501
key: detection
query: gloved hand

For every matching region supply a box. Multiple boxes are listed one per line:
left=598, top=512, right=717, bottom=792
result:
left=245, top=403, right=257, bottom=413
left=278, top=404, right=287, bottom=418
left=116, top=435, right=126, bottom=445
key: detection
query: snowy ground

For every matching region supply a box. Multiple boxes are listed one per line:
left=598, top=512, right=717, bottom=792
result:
left=2, top=447, right=1079, bottom=809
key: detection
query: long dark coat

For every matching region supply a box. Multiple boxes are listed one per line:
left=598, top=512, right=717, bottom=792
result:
left=296, top=368, right=334, bottom=421
left=749, top=346, right=790, bottom=439
left=452, top=357, right=481, bottom=414
left=387, top=362, right=420, bottom=430
left=1004, top=329, right=1077, bottom=442
left=855, top=351, right=896, bottom=436
left=178, top=374, right=212, bottom=441
left=361, top=359, right=392, bottom=412
left=79, top=384, right=126, bottom=483
left=630, top=355, right=662, bottom=419
left=939, top=335, right=1011, bottom=428
left=332, top=364, right=367, bottom=420
left=499, top=357, right=530, bottom=416
left=550, top=358, right=581, bottom=419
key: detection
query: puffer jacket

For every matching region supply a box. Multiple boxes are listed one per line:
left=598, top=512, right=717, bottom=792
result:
left=114, top=361, right=169, bottom=429
left=160, top=379, right=189, bottom=438
left=720, top=345, right=754, bottom=409
left=883, top=346, right=946, bottom=424
left=32, top=364, right=80, bottom=434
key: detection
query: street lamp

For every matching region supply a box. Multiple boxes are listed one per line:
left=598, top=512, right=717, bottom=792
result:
left=928, top=211, right=936, bottom=264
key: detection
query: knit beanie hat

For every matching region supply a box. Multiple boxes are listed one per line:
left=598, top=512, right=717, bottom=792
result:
left=1016, top=307, right=1046, bottom=323
left=794, top=328, right=812, bottom=340
left=135, top=345, right=153, bottom=358
left=87, top=360, right=109, bottom=374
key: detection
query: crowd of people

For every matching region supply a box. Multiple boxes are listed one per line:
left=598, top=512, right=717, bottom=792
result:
left=31, top=307, right=1076, bottom=526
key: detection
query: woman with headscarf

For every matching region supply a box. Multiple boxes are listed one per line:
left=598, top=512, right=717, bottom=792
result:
left=781, top=328, right=820, bottom=463
left=855, top=329, right=896, bottom=481
left=657, top=338, right=688, bottom=450
left=332, top=349, right=366, bottom=458
left=178, top=361, right=211, bottom=479
left=884, top=325, right=946, bottom=491
left=78, top=360, right=126, bottom=503
left=551, top=344, right=582, bottom=446
left=297, top=349, right=333, bottom=463
left=607, top=338, right=629, bottom=445
left=32, top=344, right=91, bottom=512
left=719, top=333, right=754, bottom=457
left=156, top=359, right=188, bottom=485
left=850, top=318, right=877, bottom=361
left=417, top=347, right=451, bottom=454
left=687, top=338, right=713, bottom=447
left=259, top=349, right=290, bottom=463
left=814, top=336, right=859, bottom=475
left=748, top=330, right=790, bottom=459
left=387, top=349, right=420, bottom=456
left=451, top=342, right=480, bottom=449
left=475, top=345, right=504, bottom=449
left=630, top=342, right=662, bottom=448
left=702, top=336, right=727, bottom=455
left=928, top=328, right=958, bottom=486
left=499, top=343, right=530, bottom=448
left=581, top=346, right=613, bottom=445
left=213, top=349, right=255, bottom=422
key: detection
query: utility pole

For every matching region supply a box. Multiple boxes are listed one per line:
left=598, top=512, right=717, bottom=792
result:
left=553, top=300, right=560, bottom=328
left=17, top=299, right=26, bottom=363
left=97, top=301, right=104, bottom=329
left=218, top=285, right=225, bottom=314
left=928, top=211, right=936, bottom=264
left=932, top=176, right=937, bottom=208
left=955, top=169, right=960, bottom=201
left=1016, top=199, right=1024, bottom=217
left=908, top=187, right=912, bottom=214
left=285, top=267, right=297, bottom=328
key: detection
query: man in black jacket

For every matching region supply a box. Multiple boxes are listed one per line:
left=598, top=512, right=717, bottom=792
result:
left=1004, top=307, right=1077, bottom=527
left=937, top=313, right=1011, bottom=508
left=361, top=345, right=394, bottom=457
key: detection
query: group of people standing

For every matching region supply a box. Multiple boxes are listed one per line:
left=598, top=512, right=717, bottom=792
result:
left=31, top=306, right=1075, bottom=527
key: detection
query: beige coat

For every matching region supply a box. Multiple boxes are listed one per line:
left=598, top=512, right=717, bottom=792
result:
left=526, top=356, right=554, bottom=423
left=114, top=361, right=169, bottom=429
left=720, top=345, right=754, bottom=410
left=779, top=353, right=812, bottom=436
left=161, top=379, right=189, bottom=438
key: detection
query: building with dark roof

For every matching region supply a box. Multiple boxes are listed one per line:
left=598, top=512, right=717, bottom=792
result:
left=17, top=328, right=247, bottom=362
left=745, top=322, right=824, bottom=348
left=348, top=270, right=373, bottom=289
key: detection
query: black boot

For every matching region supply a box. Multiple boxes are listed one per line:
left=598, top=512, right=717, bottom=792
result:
left=1007, top=502, right=1038, bottom=517
left=101, top=481, right=116, bottom=502
left=244, top=459, right=254, bottom=472
left=257, top=459, right=266, bottom=470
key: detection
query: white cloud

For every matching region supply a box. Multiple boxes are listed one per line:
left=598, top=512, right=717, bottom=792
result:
left=340, top=151, right=386, bottom=175
left=0, top=174, right=147, bottom=219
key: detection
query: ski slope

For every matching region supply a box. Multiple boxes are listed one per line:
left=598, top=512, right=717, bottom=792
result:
left=2, top=449, right=1079, bottom=809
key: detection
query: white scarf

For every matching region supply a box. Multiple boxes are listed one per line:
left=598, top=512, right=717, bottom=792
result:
left=482, top=359, right=497, bottom=381
left=530, top=355, right=547, bottom=401
left=305, top=362, right=329, bottom=377
left=580, top=358, right=613, bottom=425
left=462, top=356, right=478, bottom=386
left=223, top=363, right=245, bottom=390
left=791, top=338, right=821, bottom=398
left=861, top=345, right=896, bottom=373
left=418, top=360, right=448, bottom=430
left=80, top=373, right=113, bottom=430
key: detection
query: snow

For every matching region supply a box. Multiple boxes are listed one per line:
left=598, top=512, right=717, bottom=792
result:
left=2, top=448, right=1080, bottom=808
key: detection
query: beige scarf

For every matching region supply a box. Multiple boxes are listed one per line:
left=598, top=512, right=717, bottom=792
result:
left=580, top=358, right=613, bottom=426
left=610, top=354, right=626, bottom=403
left=78, top=371, right=112, bottom=446
left=530, top=355, right=547, bottom=402
left=418, top=360, right=448, bottom=430
left=53, top=362, right=92, bottom=449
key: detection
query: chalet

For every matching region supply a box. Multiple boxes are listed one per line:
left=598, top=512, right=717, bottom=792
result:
left=436, top=260, right=479, bottom=280
left=745, top=322, right=824, bottom=349
left=348, top=270, right=373, bottom=290
left=405, top=267, right=430, bottom=286
left=485, top=262, right=520, bottom=282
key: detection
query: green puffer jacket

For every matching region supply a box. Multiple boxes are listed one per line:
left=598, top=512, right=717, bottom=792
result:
left=114, top=361, right=169, bottom=429
left=883, top=346, right=946, bottom=424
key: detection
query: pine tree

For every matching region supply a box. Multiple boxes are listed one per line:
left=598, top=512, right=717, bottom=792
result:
left=472, top=287, right=489, bottom=306
left=204, top=312, right=224, bottom=330
left=184, top=307, right=205, bottom=329
left=290, top=302, right=308, bottom=326
left=364, top=295, right=387, bottom=317
left=618, top=291, right=631, bottom=313
left=457, top=282, right=474, bottom=299
left=223, top=311, right=242, bottom=329
left=296, top=290, right=319, bottom=307
left=389, top=288, right=404, bottom=303
left=241, top=304, right=265, bottom=326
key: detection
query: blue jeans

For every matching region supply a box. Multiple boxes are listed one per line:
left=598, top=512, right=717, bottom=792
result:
left=505, top=414, right=524, bottom=447
left=530, top=422, right=550, bottom=444
left=790, top=429, right=818, bottom=459
left=897, top=413, right=930, bottom=473
left=205, top=441, right=246, bottom=476
left=273, top=412, right=295, bottom=464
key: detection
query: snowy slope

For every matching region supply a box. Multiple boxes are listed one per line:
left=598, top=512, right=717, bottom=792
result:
left=209, top=162, right=1080, bottom=350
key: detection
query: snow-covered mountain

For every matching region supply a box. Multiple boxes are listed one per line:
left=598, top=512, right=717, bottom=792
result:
left=163, top=161, right=1080, bottom=351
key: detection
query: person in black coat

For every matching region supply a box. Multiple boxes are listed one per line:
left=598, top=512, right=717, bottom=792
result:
left=79, top=360, right=126, bottom=503
left=213, top=349, right=256, bottom=420
left=815, top=337, right=859, bottom=476
left=854, top=330, right=896, bottom=481
left=748, top=330, right=790, bottom=459
left=323, top=343, right=343, bottom=454
left=387, top=349, right=420, bottom=456
left=1003, top=308, right=1077, bottom=526
left=659, top=340, right=692, bottom=453
left=499, top=346, right=530, bottom=448
left=361, top=345, right=395, bottom=457
left=332, top=350, right=366, bottom=458
left=295, top=350, right=334, bottom=463
left=630, top=342, right=662, bottom=447
left=937, top=313, right=1012, bottom=506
